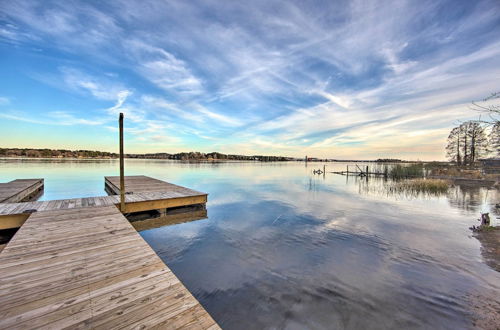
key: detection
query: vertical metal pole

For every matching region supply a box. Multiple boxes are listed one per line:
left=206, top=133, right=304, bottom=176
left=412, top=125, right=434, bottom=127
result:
left=119, top=113, right=125, bottom=212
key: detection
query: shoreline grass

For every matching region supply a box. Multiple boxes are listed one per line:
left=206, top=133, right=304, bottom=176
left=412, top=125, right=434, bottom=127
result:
left=388, top=163, right=425, bottom=179
left=387, top=178, right=450, bottom=195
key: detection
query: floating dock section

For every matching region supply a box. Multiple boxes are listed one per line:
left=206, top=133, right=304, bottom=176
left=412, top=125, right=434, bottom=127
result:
left=105, top=175, right=207, bottom=213
left=0, top=179, right=43, bottom=203
left=0, top=176, right=218, bottom=329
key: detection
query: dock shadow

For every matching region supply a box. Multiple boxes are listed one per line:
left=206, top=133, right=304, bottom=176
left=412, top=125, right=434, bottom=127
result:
left=126, top=204, right=208, bottom=231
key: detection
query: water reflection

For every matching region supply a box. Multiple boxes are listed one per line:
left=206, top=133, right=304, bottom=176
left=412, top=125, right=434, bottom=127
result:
left=354, top=175, right=498, bottom=217
left=1, top=159, right=499, bottom=329
left=130, top=207, right=208, bottom=231
left=447, top=185, right=499, bottom=214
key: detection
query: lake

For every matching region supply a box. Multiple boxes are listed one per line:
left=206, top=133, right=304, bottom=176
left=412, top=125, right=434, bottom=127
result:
left=1, top=158, right=499, bottom=329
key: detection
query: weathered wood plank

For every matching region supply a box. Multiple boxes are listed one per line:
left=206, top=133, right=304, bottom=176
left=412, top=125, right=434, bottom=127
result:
left=0, top=205, right=218, bottom=329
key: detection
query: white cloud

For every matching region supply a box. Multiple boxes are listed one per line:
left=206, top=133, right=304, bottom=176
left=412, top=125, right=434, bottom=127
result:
left=314, top=91, right=352, bottom=109
left=192, top=104, right=243, bottom=127
left=0, top=0, right=122, bottom=53
left=60, top=67, right=129, bottom=101
left=46, top=111, right=105, bottom=125
left=125, top=40, right=203, bottom=95
left=0, top=110, right=105, bottom=126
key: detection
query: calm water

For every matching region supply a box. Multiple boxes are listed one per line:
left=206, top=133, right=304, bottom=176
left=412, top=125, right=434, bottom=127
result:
left=1, top=158, right=499, bottom=329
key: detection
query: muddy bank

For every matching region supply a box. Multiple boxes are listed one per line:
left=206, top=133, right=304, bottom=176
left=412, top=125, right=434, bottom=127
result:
left=474, top=226, right=500, bottom=272
left=469, top=226, right=500, bottom=329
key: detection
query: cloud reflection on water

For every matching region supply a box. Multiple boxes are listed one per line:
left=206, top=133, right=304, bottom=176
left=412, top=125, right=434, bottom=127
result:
left=1, top=159, right=498, bottom=328
left=139, top=163, right=500, bottom=329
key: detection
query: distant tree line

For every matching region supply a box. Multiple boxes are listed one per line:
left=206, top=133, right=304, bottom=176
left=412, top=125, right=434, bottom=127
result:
left=446, top=92, right=500, bottom=164
left=375, top=158, right=403, bottom=163
left=0, top=148, right=118, bottom=158
left=127, top=151, right=293, bottom=161
left=0, top=148, right=293, bottom=161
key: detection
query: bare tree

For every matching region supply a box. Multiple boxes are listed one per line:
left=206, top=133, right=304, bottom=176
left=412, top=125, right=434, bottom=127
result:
left=488, top=122, right=500, bottom=157
left=446, top=126, right=462, bottom=164
left=462, top=124, right=468, bottom=164
left=461, top=121, right=488, bottom=164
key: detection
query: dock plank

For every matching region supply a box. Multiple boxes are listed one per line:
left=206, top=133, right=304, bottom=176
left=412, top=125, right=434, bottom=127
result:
left=0, top=206, right=218, bottom=329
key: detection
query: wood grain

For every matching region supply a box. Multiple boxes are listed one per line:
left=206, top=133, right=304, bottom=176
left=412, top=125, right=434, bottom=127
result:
left=0, top=206, right=219, bottom=329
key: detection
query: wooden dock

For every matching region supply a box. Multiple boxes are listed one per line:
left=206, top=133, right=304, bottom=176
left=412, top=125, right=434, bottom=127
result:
left=0, top=176, right=207, bottom=230
left=0, top=179, right=43, bottom=203
left=0, top=176, right=218, bottom=329
left=0, top=205, right=219, bottom=329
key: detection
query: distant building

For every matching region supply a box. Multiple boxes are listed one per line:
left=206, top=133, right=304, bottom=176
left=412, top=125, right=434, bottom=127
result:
left=479, top=158, right=500, bottom=174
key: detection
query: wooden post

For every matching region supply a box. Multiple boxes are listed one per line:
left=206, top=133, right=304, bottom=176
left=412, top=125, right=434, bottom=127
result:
left=119, top=113, right=125, bottom=212
left=347, top=165, right=349, bottom=174
left=366, top=166, right=369, bottom=175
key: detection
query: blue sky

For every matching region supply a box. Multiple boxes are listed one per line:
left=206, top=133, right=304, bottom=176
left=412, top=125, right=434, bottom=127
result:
left=0, top=0, right=499, bottom=159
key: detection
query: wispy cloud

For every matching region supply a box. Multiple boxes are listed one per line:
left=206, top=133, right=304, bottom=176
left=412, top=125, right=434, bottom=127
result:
left=60, top=67, right=130, bottom=101
left=125, top=40, right=203, bottom=96
left=1, top=0, right=499, bottom=158
left=0, top=111, right=105, bottom=126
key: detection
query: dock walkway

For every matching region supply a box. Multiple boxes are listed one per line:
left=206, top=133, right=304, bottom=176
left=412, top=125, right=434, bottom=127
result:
left=0, top=205, right=219, bottom=329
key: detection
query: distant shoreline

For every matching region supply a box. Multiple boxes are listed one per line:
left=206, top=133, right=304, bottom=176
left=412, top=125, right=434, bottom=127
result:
left=0, top=148, right=444, bottom=163
left=0, top=156, right=443, bottom=163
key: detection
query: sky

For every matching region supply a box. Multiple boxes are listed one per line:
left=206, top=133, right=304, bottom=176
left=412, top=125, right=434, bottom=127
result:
left=0, top=0, right=499, bottom=160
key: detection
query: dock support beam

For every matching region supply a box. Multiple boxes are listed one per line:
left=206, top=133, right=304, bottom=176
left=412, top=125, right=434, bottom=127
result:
left=119, top=113, right=125, bottom=212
